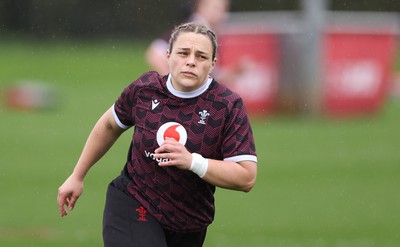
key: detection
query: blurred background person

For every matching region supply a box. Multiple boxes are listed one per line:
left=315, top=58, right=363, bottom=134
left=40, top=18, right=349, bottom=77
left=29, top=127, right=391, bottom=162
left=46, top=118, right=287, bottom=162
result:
left=145, top=0, right=231, bottom=76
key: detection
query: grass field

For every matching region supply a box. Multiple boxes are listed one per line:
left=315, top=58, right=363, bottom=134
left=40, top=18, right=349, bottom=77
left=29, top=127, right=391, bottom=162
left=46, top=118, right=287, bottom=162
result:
left=1, top=40, right=400, bottom=246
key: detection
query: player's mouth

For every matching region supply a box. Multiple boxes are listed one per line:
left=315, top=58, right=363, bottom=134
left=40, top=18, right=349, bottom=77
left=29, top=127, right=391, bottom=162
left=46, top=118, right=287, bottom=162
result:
left=181, top=71, right=197, bottom=78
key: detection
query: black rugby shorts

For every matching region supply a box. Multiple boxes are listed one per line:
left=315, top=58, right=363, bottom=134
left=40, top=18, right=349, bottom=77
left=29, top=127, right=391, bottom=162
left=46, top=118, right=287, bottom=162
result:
left=103, top=183, right=207, bottom=247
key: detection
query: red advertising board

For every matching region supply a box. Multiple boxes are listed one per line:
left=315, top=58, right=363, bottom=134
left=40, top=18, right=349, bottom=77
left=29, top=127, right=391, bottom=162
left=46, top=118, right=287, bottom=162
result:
left=218, top=32, right=280, bottom=116
left=322, top=31, right=397, bottom=117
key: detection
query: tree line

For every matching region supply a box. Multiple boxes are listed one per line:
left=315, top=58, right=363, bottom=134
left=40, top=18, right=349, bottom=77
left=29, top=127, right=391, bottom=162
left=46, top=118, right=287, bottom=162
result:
left=0, top=0, right=398, bottom=39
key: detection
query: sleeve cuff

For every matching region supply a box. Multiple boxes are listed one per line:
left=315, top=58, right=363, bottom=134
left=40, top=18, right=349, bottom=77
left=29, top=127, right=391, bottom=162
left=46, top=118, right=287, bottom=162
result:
left=112, top=104, right=130, bottom=129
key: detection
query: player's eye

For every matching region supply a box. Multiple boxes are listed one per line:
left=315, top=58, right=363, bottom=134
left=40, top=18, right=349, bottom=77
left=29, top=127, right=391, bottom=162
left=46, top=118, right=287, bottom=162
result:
left=197, top=54, right=208, bottom=60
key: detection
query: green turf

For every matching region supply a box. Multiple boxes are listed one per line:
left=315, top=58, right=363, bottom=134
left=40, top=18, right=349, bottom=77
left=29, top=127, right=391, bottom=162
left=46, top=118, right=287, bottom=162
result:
left=1, top=40, right=399, bottom=246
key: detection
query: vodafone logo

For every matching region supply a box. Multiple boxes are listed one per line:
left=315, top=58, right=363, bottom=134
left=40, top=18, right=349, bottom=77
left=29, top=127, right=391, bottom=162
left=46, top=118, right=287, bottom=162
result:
left=156, top=122, right=187, bottom=146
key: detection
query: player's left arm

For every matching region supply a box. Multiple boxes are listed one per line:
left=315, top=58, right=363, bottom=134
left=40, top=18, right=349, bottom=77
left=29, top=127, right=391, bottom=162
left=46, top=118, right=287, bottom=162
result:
left=155, top=138, right=257, bottom=192
left=202, top=159, right=257, bottom=192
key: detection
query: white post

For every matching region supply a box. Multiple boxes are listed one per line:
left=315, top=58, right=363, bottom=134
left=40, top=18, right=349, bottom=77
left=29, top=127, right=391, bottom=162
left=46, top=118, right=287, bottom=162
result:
left=300, top=0, right=330, bottom=115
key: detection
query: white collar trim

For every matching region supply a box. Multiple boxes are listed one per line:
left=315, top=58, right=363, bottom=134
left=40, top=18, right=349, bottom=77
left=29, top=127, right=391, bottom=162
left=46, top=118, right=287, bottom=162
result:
left=166, top=74, right=212, bottom=98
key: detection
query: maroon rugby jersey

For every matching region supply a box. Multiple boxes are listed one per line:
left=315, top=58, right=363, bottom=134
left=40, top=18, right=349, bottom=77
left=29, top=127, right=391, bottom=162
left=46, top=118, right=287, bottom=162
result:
left=112, top=71, right=257, bottom=232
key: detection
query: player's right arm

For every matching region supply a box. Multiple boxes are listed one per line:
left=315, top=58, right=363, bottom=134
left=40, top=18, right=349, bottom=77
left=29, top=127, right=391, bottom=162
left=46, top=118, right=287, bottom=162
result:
left=57, top=106, right=125, bottom=217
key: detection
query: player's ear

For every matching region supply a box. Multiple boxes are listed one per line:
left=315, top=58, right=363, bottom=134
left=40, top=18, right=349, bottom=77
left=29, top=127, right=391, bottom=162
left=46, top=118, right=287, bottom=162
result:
left=212, top=57, right=217, bottom=67
left=210, top=58, right=217, bottom=73
left=166, top=50, right=171, bottom=60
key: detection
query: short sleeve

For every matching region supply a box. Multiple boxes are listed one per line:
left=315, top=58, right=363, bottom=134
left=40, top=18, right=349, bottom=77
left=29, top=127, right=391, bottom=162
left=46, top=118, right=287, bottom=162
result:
left=222, top=98, right=257, bottom=163
left=113, top=83, right=137, bottom=129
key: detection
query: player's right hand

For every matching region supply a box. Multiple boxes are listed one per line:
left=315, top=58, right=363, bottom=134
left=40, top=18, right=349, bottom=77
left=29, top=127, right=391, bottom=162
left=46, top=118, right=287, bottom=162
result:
left=57, top=174, right=83, bottom=217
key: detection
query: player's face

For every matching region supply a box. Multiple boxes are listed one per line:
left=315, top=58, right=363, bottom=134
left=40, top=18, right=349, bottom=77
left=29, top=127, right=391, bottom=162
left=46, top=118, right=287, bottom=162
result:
left=167, top=32, right=216, bottom=92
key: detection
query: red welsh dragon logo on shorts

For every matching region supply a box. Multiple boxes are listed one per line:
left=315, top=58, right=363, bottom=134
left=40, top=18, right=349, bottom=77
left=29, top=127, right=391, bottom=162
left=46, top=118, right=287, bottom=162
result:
left=136, top=206, right=148, bottom=222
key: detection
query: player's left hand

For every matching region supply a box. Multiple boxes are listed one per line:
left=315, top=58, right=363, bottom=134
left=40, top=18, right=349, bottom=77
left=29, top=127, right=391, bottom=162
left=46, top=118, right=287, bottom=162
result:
left=154, top=138, right=192, bottom=170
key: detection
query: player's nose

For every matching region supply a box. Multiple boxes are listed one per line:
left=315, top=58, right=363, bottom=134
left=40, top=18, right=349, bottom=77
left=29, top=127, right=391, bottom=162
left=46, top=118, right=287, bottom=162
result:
left=186, top=54, right=196, bottom=67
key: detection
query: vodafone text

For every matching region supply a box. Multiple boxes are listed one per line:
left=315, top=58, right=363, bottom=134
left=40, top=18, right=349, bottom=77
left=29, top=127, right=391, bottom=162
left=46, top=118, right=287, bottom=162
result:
left=144, top=150, right=171, bottom=163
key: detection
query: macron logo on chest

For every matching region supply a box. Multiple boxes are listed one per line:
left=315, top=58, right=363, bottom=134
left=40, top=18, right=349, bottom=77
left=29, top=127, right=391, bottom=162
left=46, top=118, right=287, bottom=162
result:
left=151, top=99, right=160, bottom=110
